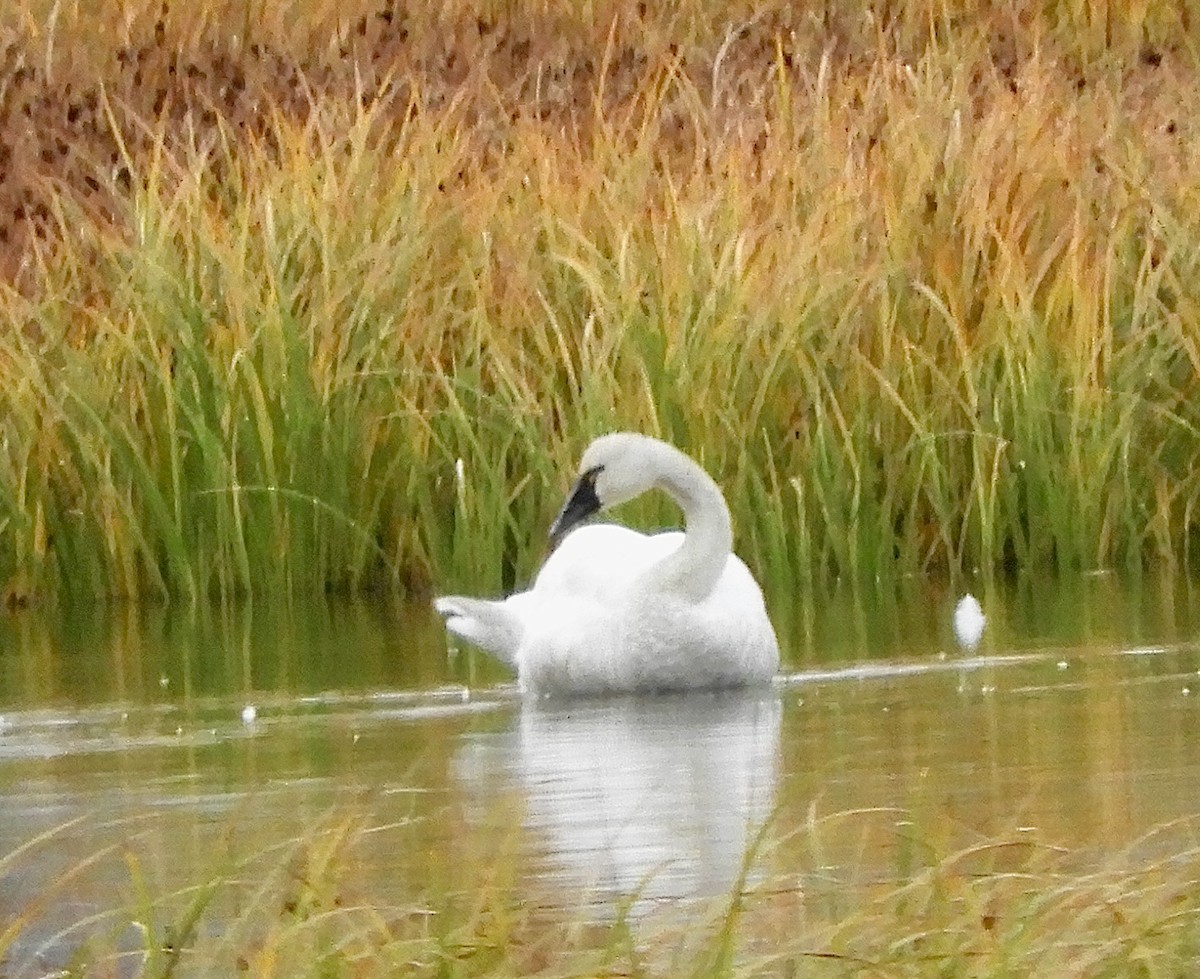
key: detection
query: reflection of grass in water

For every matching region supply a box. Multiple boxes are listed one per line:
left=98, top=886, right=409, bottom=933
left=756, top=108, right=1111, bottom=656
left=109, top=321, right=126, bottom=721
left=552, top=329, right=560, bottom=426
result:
left=1, top=3, right=1200, bottom=603
left=5, top=807, right=1200, bottom=977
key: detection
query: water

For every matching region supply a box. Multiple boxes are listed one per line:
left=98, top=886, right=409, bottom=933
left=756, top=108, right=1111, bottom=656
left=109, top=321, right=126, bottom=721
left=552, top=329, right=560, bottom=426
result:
left=2, top=576, right=1200, bottom=972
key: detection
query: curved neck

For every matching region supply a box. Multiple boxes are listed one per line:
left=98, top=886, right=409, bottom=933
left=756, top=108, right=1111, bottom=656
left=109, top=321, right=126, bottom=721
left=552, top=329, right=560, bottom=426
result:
left=650, top=445, right=733, bottom=600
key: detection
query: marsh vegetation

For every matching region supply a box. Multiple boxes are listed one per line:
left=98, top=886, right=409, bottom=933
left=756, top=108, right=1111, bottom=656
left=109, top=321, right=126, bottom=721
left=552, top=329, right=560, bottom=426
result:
left=1, top=0, right=1199, bottom=603
left=3, top=2, right=1200, bottom=974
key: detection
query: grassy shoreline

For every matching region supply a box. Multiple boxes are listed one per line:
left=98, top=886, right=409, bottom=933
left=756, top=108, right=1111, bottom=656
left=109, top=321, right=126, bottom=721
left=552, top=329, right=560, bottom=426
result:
left=2, top=1, right=1200, bottom=602
left=5, top=805, right=1200, bottom=977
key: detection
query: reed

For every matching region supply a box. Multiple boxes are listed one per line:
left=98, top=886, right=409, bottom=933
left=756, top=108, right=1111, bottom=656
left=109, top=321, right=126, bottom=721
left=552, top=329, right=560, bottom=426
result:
left=1, top=0, right=1200, bottom=602
left=4, top=807, right=1199, bottom=977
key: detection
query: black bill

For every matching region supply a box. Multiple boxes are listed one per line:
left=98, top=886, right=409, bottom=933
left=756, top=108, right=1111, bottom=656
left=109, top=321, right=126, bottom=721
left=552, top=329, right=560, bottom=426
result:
left=548, top=467, right=602, bottom=548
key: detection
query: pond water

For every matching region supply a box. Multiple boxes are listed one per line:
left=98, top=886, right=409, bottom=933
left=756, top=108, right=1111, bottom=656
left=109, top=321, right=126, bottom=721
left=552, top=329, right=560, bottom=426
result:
left=2, top=574, right=1200, bottom=973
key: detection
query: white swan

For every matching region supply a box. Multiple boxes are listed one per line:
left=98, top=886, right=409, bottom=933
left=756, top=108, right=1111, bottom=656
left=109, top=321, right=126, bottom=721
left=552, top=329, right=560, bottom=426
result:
left=434, top=433, right=780, bottom=696
left=953, top=594, right=986, bottom=650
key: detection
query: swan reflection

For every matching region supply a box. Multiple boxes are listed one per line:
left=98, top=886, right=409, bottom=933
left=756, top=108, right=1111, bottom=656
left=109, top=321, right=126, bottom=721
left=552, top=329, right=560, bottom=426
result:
left=456, top=687, right=781, bottom=914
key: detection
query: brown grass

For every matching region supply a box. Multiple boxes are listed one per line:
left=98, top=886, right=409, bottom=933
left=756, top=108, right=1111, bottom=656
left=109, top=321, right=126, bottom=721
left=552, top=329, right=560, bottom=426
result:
left=1, top=1, right=1200, bottom=599
left=1, top=0, right=1194, bottom=283
left=4, top=805, right=1200, bottom=977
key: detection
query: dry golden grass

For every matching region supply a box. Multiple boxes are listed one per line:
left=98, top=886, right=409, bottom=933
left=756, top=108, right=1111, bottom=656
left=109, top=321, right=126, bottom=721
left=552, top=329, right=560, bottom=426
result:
left=0, top=0, right=1199, bottom=602
left=4, top=805, right=1200, bottom=977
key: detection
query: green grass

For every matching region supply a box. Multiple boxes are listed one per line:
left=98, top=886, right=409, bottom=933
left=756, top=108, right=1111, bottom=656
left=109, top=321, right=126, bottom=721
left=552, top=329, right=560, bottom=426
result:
left=1, top=1, right=1200, bottom=603
left=4, top=806, right=1199, bottom=977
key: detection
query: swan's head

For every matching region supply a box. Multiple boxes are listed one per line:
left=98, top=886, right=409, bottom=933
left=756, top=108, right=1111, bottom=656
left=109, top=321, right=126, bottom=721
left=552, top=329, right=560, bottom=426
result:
left=548, top=433, right=665, bottom=547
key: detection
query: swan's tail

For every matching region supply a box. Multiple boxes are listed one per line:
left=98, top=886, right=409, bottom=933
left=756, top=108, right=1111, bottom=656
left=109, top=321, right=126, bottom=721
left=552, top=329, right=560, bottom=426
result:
left=433, top=595, right=522, bottom=667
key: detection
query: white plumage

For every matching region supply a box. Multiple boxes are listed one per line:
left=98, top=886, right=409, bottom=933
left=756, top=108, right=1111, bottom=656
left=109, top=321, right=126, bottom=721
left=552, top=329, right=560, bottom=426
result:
left=953, top=594, right=986, bottom=650
left=435, top=433, right=780, bottom=696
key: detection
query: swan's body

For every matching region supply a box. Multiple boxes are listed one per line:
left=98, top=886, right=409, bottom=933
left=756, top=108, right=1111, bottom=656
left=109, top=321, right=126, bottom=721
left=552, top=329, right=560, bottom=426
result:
left=953, top=594, right=986, bottom=650
left=435, top=433, right=780, bottom=696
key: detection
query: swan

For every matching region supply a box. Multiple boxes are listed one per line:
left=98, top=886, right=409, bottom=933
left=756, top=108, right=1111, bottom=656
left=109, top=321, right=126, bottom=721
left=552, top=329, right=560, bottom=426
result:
left=434, top=433, right=780, bottom=696
left=953, top=594, right=986, bottom=650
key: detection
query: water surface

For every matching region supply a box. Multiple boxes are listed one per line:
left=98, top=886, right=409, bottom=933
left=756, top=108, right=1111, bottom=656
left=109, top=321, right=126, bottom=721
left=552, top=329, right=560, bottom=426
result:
left=2, top=575, right=1200, bottom=973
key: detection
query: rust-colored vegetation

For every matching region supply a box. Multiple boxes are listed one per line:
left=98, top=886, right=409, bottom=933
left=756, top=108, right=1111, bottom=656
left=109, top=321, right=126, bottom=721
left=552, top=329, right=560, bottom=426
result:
left=1, top=1, right=1199, bottom=603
